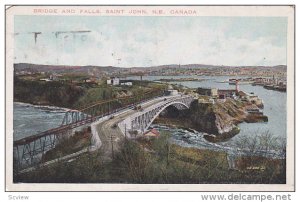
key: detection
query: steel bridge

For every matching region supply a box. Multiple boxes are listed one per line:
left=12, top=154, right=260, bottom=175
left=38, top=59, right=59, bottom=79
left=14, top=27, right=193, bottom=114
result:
left=118, top=95, right=194, bottom=137
left=13, top=89, right=165, bottom=170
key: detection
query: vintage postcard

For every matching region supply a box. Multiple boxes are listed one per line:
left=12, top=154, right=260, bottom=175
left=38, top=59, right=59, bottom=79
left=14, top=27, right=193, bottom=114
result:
left=5, top=5, right=295, bottom=191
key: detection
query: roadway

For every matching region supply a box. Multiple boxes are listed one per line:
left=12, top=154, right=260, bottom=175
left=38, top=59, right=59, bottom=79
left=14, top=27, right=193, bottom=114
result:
left=18, top=95, right=182, bottom=173
left=95, top=95, right=180, bottom=160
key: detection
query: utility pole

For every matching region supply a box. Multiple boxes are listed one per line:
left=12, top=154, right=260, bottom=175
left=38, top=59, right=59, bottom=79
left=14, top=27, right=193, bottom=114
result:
left=125, top=124, right=127, bottom=140
left=111, top=134, right=114, bottom=159
left=108, top=101, right=110, bottom=115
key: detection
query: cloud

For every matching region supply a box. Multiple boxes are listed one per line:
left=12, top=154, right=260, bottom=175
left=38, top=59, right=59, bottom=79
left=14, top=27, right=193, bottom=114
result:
left=14, top=16, right=287, bottom=67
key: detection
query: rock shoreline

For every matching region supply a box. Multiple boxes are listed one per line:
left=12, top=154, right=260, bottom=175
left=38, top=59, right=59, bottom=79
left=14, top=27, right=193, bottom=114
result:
left=156, top=98, right=268, bottom=142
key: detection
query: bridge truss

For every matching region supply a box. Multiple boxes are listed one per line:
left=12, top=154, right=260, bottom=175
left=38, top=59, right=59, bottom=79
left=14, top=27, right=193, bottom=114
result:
left=118, top=95, right=195, bottom=137
left=13, top=89, right=165, bottom=170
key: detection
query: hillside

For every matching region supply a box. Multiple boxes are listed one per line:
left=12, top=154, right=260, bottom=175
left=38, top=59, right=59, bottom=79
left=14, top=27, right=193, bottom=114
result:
left=14, top=63, right=287, bottom=74
left=14, top=63, right=125, bottom=74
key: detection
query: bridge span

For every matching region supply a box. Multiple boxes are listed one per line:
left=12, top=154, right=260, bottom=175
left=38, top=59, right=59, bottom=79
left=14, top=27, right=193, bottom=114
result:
left=118, top=94, right=194, bottom=137
left=13, top=90, right=195, bottom=171
left=92, top=94, right=195, bottom=160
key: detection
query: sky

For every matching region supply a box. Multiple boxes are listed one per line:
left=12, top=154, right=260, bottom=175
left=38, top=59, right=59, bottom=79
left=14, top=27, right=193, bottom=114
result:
left=14, top=15, right=287, bottom=67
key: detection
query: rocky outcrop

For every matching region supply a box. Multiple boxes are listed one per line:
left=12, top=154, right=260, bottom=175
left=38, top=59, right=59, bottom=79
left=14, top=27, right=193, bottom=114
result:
left=188, top=98, right=267, bottom=139
left=158, top=97, right=268, bottom=141
left=189, top=99, right=241, bottom=135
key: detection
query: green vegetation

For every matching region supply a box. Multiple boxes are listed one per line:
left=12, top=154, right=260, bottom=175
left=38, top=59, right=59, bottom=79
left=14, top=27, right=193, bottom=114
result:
left=14, top=75, right=168, bottom=109
left=73, top=86, right=115, bottom=108
left=41, top=127, right=92, bottom=162
left=15, top=132, right=285, bottom=184
left=59, top=73, right=90, bottom=82
left=14, top=76, right=85, bottom=108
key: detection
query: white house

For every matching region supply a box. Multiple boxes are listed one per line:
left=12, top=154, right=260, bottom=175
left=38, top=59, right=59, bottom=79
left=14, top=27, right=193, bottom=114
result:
left=112, top=77, right=120, bottom=85
left=107, top=77, right=120, bottom=85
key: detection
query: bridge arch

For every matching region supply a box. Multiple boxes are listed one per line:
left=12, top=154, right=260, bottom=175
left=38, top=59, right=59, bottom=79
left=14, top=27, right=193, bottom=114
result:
left=126, top=96, right=194, bottom=135
left=144, top=101, right=189, bottom=131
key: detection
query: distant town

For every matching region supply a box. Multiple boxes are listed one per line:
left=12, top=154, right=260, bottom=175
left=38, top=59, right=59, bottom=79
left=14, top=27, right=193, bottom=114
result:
left=14, top=63, right=286, bottom=77
left=14, top=63, right=287, bottom=92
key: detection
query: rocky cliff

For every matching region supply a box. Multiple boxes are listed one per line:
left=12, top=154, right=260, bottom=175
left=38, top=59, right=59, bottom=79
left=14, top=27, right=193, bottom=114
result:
left=186, top=98, right=268, bottom=141
left=189, top=99, right=245, bottom=135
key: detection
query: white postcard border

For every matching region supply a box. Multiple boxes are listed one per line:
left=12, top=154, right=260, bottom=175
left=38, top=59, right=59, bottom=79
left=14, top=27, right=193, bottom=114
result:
left=5, top=5, right=295, bottom=192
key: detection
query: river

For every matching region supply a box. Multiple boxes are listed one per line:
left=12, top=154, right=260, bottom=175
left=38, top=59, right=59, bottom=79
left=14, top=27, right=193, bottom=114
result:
left=13, top=75, right=286, bottom=156
left=126, top=75, right=287, bottom=156
left=13, top=102, right=68, bottom=140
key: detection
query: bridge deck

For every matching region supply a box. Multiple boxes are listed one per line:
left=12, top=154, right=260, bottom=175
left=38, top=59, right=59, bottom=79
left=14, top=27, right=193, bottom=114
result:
left=94, top=96, right=176, bottom=159
left=118, top=94, right=194, bottom=136
left=12, top=90, right=194, bottom=171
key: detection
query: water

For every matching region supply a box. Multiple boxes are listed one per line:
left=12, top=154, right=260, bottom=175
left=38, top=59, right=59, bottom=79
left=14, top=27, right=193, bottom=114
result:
left=13, top=75, right=286, bottom=156
left=150, top=124, right=284, bottom=159
left=13, top=102, right=68, bottom=141
left=126, top=75, right=287, bottom=153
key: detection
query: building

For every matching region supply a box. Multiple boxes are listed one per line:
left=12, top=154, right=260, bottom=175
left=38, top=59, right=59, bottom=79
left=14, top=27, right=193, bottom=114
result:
left=120, top=82, right=133, bottom=86
left=197, top=87, right=218, bottom=98
left=248, top=94, right=264, bottom=108
left=197, top=88, right=212, bottom=96
left=238, top=91, right=248, bottom=101
left=198, top=98, right=215, bottom=104
left=218, top=89, right=236, bottom=99
left=209, top=98, right=215, bottom=104
left=238, top=91, right=264, bottom=108
left=211, top=88, right=218, bottom=97
left=107, top=77, right=120, bottom=85
left=49, top=74, right=57, bottom=81
left=112, top=77, right=120, bottom=85
left=40, top=78, right=51, bottom=82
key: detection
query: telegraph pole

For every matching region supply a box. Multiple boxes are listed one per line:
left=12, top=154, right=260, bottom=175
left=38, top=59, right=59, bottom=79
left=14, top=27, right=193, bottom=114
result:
left=125, top=124, right=127, bottom=140
left=111, top=134, right=114, bottom=159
